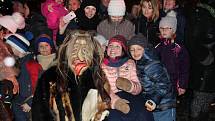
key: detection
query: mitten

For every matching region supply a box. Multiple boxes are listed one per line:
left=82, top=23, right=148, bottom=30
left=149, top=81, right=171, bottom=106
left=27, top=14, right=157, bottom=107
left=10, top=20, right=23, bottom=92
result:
left=114, top=98, right=130, bottom=114
left=145, top=100, right=156, bottom=111
left=116, top=77, right=132, bottom=92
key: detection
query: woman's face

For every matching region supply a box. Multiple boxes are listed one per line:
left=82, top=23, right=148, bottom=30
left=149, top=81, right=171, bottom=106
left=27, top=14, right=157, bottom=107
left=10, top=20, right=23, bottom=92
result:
left=107, top=42, right=122, bottom=59
left=84, top=6, right=96, bottom=19
left=68, top=0, right=80, bottom=11
left=110, top=16, right=123, bottom=22
left=163, top=0, right=176, bottom=10
left=38, top=42, right=52, bottom=56
left=142, top=1, right=153, bottom=19
left=129, top=45, right=144, bottom=60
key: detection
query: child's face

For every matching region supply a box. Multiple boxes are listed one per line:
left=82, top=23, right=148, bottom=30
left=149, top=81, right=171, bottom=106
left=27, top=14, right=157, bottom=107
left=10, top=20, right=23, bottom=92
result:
left=159, top=26, right=174, bottom=38
left=107, top=42, right=122, bottom=59
left=129, top=45, right=144, bottom=61
left=38, top=42, right=52, bottom=56
left=68, top=0, right=80, bottom=11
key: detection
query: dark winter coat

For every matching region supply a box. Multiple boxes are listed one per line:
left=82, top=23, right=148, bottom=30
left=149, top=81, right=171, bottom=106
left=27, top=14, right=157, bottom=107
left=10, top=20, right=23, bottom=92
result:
left=135, top=15, right=160, bottom=47
left=155, top=40, right=190, bottom=93
left=32, top=66, right=95, bottom=121
left=185, top=2, right=215, bottom=92
left=136, top=49, right=176, bottom=111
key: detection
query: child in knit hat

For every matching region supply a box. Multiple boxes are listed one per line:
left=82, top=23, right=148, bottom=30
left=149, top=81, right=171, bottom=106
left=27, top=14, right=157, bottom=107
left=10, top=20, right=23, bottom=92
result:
left=97, top=0, right=135, bottom=40
left=155, top=10, right=189, bottom=97
left=101, top=35, right=154, bottom=121
left=128, top=34, right=176, bottom=121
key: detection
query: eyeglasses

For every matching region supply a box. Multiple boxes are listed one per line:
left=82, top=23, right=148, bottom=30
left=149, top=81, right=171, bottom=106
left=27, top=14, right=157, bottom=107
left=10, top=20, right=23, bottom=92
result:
left=159, top=27, right=172, bottom=31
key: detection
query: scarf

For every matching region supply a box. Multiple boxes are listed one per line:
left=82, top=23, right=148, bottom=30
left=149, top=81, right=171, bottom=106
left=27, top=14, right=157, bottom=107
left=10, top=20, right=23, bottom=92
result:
left=37, top=53, right=56, bottom=70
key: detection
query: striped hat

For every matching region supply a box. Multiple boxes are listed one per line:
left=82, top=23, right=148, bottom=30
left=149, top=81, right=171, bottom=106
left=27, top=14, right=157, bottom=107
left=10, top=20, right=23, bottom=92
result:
left=4, top=34, right=30, bottom=54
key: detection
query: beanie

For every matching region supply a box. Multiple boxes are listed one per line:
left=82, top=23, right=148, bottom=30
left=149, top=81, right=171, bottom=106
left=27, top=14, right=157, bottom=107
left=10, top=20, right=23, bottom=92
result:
left=159, top=10, right=177, bottom=33
left=5, top=34, right=30, bottom=54
left=108, top=0, right=126, bottom=16
left=0, top=12, right=25, bottom=33
left=93, top=34, right=108, bottom=46
left=127, top=34, right=148, bottom=48
left=108, top=35, right=127, bottom=51
left=81, top=0, right=99, bottom=10
left=35, top=36, right=55, bottom=53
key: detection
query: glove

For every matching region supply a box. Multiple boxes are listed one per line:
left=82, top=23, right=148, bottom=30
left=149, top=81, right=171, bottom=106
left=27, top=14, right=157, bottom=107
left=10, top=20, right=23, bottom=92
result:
left=114, top=98, right=130, bottom=114
left=116, top=77, right=132, bottom=92
left=145, top=100, right=156, bottom=111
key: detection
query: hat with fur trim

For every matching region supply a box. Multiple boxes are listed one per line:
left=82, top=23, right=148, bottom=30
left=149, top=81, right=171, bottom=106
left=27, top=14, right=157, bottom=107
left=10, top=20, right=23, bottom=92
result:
left=4, top=34, right=30, bottom=54
left=0, top=12, right=25, bottom=33
left=108, top=0, right=126, bottom=16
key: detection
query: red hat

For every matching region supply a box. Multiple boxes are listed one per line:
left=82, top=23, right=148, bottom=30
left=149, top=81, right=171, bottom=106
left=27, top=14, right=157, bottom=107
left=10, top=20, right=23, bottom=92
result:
left=108, top=35, right=127, bottom=52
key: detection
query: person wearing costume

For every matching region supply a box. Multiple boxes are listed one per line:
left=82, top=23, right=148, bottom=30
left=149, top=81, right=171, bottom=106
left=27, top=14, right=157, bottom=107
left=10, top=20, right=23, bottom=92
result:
left=101, top=35, right=154, bottom=121
left=32, top=30, right=110, bottom=121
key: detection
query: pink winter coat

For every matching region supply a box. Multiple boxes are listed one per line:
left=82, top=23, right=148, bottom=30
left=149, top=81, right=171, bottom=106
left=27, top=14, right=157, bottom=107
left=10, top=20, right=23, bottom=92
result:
left=41, top=0, right=68, bottom=41
left=101, top=59, right=142, bottom=109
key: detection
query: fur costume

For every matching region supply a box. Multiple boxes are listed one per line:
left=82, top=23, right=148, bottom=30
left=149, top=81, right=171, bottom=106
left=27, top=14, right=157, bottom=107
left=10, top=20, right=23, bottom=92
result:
left=0, top=40, right=18, bottom=121
left=32, top=30, right=110, bottom=121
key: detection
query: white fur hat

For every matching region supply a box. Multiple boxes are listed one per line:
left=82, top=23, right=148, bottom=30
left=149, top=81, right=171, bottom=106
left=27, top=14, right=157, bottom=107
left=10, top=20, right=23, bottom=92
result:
left=0, top=12, right=25, bottom=33
left=159, top=10, right=177, bottom=33
left=108, top=0, right=126, bottom=16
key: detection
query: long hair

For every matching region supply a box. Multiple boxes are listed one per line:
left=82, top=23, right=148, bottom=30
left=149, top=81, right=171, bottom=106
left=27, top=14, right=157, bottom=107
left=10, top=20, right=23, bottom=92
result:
left=56, top=30, right=110, bottom=103
left=140, top=0, right=160, bottom=21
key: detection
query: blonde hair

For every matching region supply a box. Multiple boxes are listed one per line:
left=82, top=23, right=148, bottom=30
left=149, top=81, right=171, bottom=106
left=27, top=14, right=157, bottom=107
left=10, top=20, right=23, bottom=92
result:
left=140, top=0, right=160, bottom=21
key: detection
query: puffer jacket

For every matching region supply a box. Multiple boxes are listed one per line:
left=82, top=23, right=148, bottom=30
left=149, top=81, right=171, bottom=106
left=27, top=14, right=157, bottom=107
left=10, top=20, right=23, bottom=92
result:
left=136, top=49, right=176, bottom=111
left=101, top=59, right=142, bottom=108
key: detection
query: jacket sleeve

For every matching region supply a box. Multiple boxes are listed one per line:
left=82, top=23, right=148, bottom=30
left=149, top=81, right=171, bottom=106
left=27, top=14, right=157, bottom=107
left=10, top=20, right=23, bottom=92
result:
left=145, top=62, right=172, bottom=105
left=178, top=46, right=190, bottom=89
left=127, top=60, right=142, bottom=95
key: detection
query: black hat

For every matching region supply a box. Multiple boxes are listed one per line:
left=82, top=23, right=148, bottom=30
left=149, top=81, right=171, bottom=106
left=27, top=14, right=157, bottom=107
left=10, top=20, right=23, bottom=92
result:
left=127, top=34, right=148, bottom=48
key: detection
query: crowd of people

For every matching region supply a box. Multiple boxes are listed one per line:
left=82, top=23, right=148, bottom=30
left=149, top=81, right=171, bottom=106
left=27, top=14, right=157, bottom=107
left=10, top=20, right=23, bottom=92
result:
left=0, top=0, right=214, bottom=121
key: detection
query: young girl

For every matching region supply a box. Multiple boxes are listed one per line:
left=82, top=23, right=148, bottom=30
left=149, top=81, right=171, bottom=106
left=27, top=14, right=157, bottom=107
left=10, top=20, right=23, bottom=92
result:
left=155, top=11, right=189, bottom=96
left=97, top=0, right=135, bottom=40
left=101, top=35, right=154, bottom=121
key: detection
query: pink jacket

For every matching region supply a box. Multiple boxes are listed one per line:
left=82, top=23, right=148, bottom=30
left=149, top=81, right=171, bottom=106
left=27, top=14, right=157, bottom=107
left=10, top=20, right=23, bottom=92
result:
left=41, top=0, right=68, bottom=41
left=101, top=59, right=142, bottom=109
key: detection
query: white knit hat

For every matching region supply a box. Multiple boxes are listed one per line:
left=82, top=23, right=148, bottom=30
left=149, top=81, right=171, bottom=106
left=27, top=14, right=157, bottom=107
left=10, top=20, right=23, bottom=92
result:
left=108, top=0, right=126, bottom=16
left=5, top=34, right=30, bottom=54
left=93, top=34, right=108, bottom=46
left=0, top=12, right=25, bottom=33
left=159, top=10, right=177, bottom=33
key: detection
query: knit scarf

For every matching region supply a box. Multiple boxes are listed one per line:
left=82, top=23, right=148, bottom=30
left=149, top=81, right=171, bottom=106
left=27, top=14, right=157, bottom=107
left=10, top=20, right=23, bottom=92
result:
left=37, top=53, right=56, bottom=70
left=103, top=56, right=129, bottom=67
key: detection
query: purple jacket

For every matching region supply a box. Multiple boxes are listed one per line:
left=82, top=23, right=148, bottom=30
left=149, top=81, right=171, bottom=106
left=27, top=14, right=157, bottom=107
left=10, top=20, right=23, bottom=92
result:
left=155, top=40, right=190, bottom=91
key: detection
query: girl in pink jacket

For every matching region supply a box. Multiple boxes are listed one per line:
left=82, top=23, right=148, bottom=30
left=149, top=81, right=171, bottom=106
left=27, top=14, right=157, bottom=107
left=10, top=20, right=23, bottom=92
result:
left=41, top=0, right=68, bottom=42
left=101, top=35, right=154, bottom=121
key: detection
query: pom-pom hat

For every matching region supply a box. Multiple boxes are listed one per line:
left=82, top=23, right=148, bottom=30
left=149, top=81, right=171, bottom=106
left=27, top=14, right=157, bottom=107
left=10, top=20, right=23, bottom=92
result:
left=0, top=12, right=25, bottom=33
left=4, top=34, right=30, bottom=54
left=108, top=0, right=126, bottom=16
